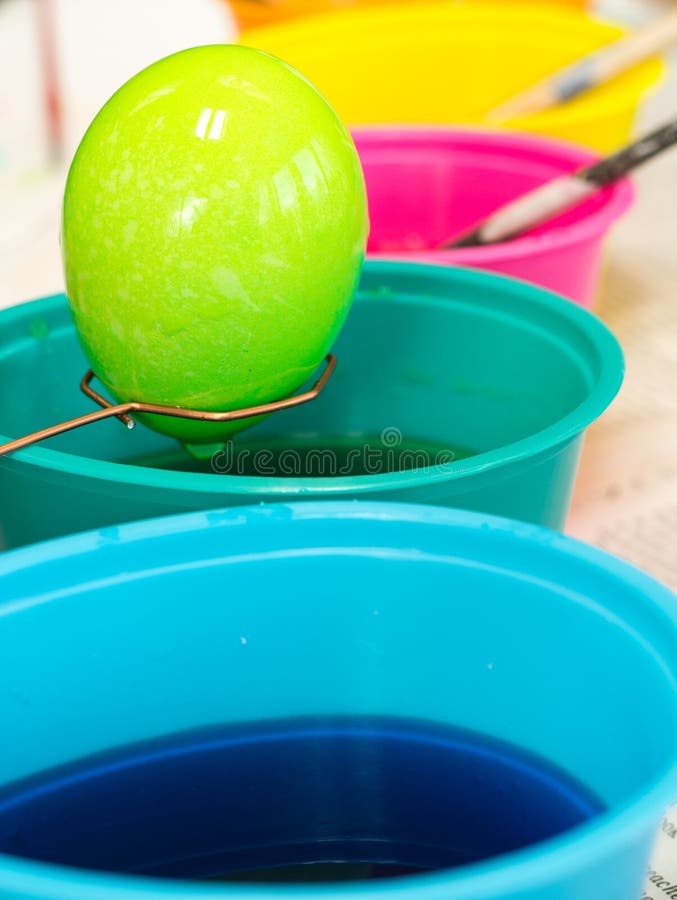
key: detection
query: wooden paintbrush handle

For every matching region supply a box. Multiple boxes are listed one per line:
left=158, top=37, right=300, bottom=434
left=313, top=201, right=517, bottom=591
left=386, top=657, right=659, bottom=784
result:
left=448, top=177, right=597, bottom=248
left=555, top=9, right=677, bottom=101
left=490, top=9, right=677, bottom=121
left=446, top=117, right=677, bottom=249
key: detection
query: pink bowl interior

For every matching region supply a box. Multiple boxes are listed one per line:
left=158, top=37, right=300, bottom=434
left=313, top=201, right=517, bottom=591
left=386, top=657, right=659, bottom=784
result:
left=353, top=129, right=633, bottom=262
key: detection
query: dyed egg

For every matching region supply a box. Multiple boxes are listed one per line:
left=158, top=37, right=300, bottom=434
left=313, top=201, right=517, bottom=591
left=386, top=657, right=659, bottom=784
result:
left=62, top=45, right=368, bottom=445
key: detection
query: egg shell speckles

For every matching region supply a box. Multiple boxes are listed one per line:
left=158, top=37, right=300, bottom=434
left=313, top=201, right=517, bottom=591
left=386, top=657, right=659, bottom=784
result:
left=62, top=44, right=368, bottom=443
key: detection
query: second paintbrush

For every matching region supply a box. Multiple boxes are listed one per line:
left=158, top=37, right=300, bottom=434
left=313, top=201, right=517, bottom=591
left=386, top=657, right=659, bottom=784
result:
left=444, top=119, right=677, bottom=250
left=490, top=8, right=677, bottom=122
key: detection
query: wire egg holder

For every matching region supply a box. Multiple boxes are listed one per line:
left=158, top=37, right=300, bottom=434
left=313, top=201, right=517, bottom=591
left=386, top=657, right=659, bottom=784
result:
left=0, top=355, right=336, bottom=458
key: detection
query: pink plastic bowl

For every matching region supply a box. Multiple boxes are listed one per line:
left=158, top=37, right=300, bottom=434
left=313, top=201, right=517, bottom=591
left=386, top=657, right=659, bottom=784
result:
left=354, top=128, right=634, bottom=307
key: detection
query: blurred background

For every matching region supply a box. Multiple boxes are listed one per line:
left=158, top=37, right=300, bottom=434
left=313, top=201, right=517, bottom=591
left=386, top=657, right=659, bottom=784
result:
left=0, top=0, right=236, bottom=306
left=0, top=0, right=666, bottom=310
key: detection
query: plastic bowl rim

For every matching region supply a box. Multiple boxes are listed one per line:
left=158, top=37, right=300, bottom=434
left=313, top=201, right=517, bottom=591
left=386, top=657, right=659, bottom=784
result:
left=0, top=262, right=624, bottom=495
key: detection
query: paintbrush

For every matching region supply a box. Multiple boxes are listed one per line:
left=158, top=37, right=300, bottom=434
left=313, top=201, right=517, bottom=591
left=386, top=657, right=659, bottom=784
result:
left=443, top=119, right=677, bottom=250
left=489, top=8, right=677, bottom=123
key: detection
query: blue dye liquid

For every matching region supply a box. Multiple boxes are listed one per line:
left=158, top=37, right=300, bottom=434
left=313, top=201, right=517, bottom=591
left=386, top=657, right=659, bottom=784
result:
left=0, top=717, right=603, bottom=882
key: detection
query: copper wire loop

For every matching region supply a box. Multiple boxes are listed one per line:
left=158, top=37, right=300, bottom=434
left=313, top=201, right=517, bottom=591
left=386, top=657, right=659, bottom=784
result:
left=0, top=354, right=336, bottom=458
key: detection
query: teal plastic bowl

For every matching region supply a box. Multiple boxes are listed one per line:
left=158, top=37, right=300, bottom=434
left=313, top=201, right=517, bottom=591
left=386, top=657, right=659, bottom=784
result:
left=0, top=262, right=623, bottom=549
left=0, top=502, right=676, bottom=900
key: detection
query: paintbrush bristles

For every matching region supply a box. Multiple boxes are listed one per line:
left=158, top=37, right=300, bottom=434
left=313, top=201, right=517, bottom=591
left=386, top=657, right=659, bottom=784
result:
left=489, top=8, right=677, bottom=122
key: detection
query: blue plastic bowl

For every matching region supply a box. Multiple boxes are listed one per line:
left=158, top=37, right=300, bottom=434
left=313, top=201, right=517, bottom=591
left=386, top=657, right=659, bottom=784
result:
left=0, top=502, right=676, bottom=900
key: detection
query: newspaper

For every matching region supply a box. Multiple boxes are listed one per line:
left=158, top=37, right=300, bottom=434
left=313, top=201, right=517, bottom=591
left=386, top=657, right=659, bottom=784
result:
left=567, top=236, right=677, bottom=592
left=645, top=813, right=677, bottom=900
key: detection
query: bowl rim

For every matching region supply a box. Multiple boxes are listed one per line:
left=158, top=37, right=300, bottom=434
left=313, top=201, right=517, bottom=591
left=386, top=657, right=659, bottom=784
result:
left=0, top=501, right=676, bottom=899
left=352, top=126, right=635, bottom=264
left=0, top=262, right=624, bottom=495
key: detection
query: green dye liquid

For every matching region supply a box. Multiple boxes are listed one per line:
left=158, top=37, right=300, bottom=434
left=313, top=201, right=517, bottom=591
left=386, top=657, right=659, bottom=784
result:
left=127, top=435, right=475, bottom=478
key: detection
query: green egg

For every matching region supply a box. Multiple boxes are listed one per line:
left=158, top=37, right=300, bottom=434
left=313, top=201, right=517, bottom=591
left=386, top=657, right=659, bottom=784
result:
left=62, top=45, right=368, bottom=446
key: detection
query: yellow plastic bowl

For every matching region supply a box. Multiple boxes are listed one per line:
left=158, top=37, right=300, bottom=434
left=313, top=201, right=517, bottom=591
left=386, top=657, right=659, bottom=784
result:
left=240, top=2, right=664, bottom=151
left=231, top=0, right=587, bottom=31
